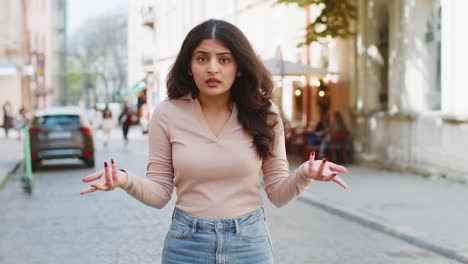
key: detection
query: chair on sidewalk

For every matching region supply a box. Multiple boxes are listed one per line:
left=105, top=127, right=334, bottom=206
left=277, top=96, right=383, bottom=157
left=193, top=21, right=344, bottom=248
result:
left=303, top=131, right=321, bottom=161
left=328, top=130, right=349, bottom=164
left=286, top=126, right=305, bottom=155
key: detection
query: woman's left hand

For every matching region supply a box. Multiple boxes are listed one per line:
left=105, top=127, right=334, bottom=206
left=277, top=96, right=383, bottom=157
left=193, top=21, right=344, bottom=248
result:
left=305, top=151, right=348, bottom=189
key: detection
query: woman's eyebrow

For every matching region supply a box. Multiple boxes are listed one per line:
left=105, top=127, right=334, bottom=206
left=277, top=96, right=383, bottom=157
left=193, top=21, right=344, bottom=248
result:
left=194, top=50, right=232, bottom=56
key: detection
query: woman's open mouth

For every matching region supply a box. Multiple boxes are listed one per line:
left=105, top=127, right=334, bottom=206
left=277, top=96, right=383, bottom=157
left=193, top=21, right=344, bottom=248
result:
left=206, top=78, right=221, bottom=88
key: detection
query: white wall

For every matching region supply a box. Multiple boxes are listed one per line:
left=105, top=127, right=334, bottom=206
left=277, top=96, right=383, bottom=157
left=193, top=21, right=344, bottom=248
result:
left=354, top=0, right=468, bottom=182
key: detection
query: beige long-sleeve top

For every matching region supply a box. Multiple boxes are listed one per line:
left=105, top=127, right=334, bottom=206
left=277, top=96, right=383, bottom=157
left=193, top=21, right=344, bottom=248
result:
left=121, top=94, right=314, bottom=220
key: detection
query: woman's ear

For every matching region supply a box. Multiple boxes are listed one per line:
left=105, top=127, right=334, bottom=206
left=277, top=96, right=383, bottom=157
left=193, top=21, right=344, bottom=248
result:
left=236, top=72, right=242, bottom=77
left=188, top=69, right=193, bottom=76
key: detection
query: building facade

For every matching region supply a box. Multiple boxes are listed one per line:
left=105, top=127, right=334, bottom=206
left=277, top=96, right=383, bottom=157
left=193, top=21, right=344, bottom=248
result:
left=25, top=0, right=64, bottom=109
left=0, top=0, right=24, bottom=116
left=127, top=0, right=157, bottom=111
left=150, top=0, right=350, bottom=128
left=0, top=0, right=63, bottom=117
left=352, top=0, right=468, bottom=182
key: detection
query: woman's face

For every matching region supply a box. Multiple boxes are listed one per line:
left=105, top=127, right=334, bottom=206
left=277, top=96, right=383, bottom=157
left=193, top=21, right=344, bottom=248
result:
left=190, top=39, right=238, bottom=100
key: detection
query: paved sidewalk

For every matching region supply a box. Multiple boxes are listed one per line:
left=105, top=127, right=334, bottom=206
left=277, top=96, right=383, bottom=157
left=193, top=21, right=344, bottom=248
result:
left=0, top=130, right=24, bottom=189
left=290, top=155, right=468, bottom=263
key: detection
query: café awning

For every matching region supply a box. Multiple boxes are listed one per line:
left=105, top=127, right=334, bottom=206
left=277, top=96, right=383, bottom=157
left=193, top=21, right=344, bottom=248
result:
left=263, top=57, right=329, bottom=76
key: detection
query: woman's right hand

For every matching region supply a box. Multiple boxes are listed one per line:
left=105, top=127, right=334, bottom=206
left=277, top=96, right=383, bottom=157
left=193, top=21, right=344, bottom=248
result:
left=80, top=159, right=128, bottom=195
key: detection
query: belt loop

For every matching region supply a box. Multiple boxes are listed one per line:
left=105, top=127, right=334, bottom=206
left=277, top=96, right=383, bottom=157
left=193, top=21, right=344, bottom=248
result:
left=234, top=218, right=240, bottom=237
left=190, top=218, right=198, bottom=235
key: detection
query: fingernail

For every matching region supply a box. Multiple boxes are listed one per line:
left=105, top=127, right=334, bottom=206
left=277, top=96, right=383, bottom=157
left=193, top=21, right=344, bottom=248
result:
left=104, top=162, right=108, bottom=167
left=111, top=159, right=115, bottom=165
left=310, top=151, right=315, bottom=156
left=322, top=158, right=327, bottom=163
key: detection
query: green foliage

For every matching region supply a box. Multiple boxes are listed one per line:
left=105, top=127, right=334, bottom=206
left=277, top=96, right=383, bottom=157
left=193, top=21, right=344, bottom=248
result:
left=276, top=0, right=357, bottom=46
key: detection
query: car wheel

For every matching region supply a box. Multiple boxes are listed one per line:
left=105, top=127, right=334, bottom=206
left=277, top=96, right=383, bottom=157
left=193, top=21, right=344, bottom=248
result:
left=31, top=160, right=41, bottom=171
left=84, top=156, right=95, bottom=168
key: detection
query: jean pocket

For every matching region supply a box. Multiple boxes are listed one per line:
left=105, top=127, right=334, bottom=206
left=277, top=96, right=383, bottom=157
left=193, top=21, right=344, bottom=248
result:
left=239, top=220, right=269, bottom=243
left=167, top=221, right=194, bottom=239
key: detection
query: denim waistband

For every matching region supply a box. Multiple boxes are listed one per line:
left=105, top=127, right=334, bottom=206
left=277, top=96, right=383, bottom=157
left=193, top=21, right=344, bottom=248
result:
left=171, top=207, right=266, bottom=232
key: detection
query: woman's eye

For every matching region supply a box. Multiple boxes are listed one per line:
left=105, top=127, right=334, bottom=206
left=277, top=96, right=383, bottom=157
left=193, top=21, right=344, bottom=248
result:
left=221, top=57, right=230, bottom=63
left=197, top=57, right=207, bottom=62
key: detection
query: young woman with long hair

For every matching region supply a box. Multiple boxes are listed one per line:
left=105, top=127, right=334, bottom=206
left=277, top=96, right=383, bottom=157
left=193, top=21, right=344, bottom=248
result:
left=81, top=19, right=348, bottom=264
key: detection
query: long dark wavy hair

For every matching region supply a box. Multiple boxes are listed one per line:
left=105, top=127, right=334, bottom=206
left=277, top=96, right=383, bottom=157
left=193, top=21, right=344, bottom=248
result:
left=167, top=19, right=285, bottom=159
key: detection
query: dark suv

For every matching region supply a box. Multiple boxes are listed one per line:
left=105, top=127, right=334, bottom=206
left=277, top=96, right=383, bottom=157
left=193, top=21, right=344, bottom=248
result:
left=29, top=106, right=95, bottom=169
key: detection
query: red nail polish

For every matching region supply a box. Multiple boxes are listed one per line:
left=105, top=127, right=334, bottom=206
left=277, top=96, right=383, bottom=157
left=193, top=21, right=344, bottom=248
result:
left=104, top=162, right=108, bottom=167
left=322, top=158, right=327, bottom=163
left=111, top=159, right=115, bottom=165
left=311, top=151, right=315, bottom=156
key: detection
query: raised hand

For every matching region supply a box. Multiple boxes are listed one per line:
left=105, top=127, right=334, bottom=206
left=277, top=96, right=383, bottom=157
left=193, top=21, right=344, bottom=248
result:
left=80, top=159, right=128, bottom=195
left=306, top=151, right=348, bottom=189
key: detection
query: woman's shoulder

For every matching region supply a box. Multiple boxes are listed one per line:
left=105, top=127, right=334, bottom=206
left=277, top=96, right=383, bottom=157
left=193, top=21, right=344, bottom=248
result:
left=152, top=96, right=193, bottom=116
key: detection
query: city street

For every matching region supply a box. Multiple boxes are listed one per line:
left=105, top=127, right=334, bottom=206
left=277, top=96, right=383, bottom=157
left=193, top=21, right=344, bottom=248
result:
left=0, top=129, right=458, bottom=264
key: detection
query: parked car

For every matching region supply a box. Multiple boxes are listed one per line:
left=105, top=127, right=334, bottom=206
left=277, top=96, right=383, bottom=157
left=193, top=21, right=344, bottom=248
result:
left=28, top=106, right=95, bottom=170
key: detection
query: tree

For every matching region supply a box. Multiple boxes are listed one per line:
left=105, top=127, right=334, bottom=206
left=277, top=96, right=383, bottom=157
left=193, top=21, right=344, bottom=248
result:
left=68, top=12, right=127, bottom=104
left=276, top=0, right=357, bottom=46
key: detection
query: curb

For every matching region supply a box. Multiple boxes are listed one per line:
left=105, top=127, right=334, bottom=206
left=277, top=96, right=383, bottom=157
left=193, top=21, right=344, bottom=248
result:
left=0, top=160, right=23, bottom=190
left=299, top=193, right=468, bottom=264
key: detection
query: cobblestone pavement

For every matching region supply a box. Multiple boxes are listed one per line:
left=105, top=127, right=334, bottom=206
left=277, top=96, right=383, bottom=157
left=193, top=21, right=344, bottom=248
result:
left=0, top=129, right=459, bottom=264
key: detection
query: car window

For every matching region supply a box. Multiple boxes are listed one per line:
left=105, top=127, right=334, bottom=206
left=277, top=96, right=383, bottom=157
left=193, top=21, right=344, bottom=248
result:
left=37, top=115, right=81, bottom=128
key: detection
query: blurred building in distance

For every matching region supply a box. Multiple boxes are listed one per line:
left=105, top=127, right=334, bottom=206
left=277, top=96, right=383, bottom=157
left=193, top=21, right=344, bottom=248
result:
left=0, top=0, right=66, bottom=114
left=127, top=0, right=157, bottom=114
left=0, top=0, right=24, bottom=116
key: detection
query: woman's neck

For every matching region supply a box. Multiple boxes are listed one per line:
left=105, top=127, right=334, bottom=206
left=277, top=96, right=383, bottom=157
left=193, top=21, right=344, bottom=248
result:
left=197, top=93, right=232, bottom=112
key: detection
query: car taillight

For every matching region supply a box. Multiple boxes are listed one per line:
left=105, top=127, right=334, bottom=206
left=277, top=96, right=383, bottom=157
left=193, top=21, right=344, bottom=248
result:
left=31, top=153, right=37, bottom=159
left=29, top=128, right=40, bottom=135
left=83, top=151, right=93, bottom=157
left=78, top=127, right=92, bottom=133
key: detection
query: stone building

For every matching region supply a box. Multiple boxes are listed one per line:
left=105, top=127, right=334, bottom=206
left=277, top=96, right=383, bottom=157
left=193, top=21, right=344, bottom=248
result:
left=352, top=0, right=468, bottom=182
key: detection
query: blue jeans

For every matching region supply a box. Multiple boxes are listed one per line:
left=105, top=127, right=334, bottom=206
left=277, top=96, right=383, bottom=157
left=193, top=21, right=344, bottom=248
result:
left=161, top=207, right=274, bottom=264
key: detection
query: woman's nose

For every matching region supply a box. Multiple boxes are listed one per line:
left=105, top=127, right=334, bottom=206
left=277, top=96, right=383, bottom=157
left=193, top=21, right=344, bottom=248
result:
left=207, top=60, right=219, bottom=73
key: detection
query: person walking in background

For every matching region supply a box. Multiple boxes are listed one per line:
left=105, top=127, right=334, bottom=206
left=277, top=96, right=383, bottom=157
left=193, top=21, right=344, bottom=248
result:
left=81, top=19, right=348, bottom=264
left=118, top=104, right=135, bottom=145
left=101, top=105, right=115, bottom=148
left=88, top=105, right=102, bottom=130
left=2, top=101, right=13, bottom=138
left=14, top=107, right=30, bottom=140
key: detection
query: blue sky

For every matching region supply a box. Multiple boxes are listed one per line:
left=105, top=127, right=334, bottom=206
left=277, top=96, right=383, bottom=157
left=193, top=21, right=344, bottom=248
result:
left=67, top=0, right=127, bottom=34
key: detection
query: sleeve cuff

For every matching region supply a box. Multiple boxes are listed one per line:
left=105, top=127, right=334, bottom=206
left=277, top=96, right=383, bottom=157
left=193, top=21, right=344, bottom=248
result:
left=118, top=169, right=132, bottom=190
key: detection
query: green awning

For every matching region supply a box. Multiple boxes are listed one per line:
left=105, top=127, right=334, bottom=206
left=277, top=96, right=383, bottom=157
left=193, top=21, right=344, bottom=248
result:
left=125, top=81, right=145, bottom=96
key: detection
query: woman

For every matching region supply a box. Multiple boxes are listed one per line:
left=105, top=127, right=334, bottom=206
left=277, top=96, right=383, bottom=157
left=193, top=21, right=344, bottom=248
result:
left=101, top=105, right=115, bottom=147
left=118, top=104, right=135, bottom=145
left=81, top=19, right=348, bottom=263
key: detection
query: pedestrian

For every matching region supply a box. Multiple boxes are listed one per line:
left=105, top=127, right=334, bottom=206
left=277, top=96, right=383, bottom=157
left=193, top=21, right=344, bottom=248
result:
left=80, top=19, right=348, bottom=264
left=101, top=105, right=115, bottom=148
left=14, top=107, right=29, bottom=140
left=2, top=101, right=13, bottom=138
left=88, top=105, right=102, bottom=130
left=118, top=104, right=135, bottom=145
